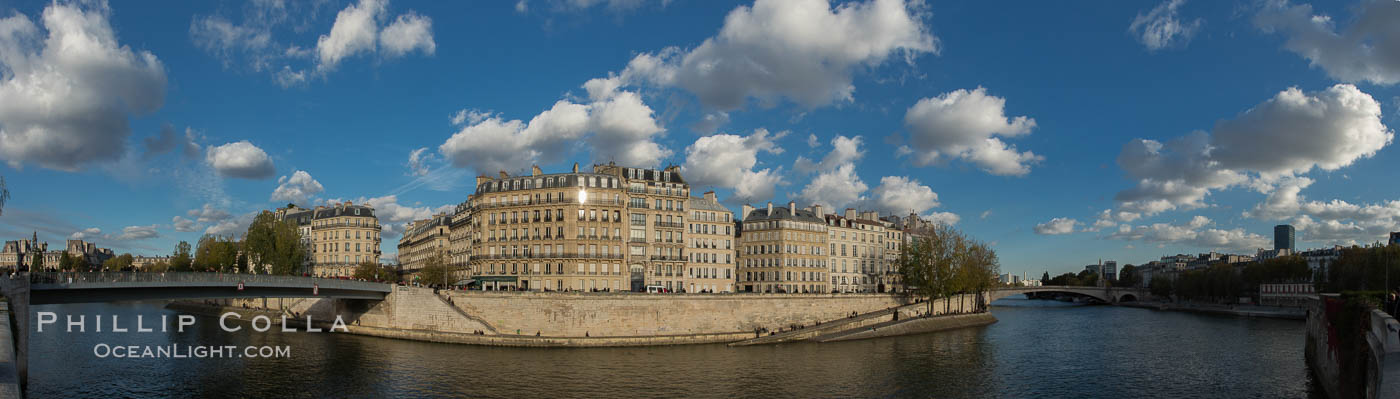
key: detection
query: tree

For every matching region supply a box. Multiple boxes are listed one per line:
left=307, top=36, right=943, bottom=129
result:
left=1118, top=264, right=1139, bottom=287
left=194, top=235, right=240, bottom=272
left=146, top=260, right=170, bottom=273
left=102, top=254, right=134, bottom=271
left=32, top=250, right=46, bottom=271
left=418, top=252, right=449, bottom=288
left=171, top=241, right=194, bottom=271
left=353, top=261, right=398, bottom=282
left=244, top=211, right=307, bottom=275
left=1041, top=271, right=1050, bottom=284
left=899, top=224, right=972, bottom=315
left=58, top=252, right=75, bottom=271
left=1150, top=277, right=1173, bottom=298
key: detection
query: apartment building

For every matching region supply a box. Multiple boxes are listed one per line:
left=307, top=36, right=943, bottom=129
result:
left=277, top=202, right=382, bottom=277
left=397, top=212, right=453, bottom=275
left=738, top=201, right=828, bottom=293
left=685, top=191, right=736, bottom=293
left=466, top=164, right=629, bottom=291
left=822, top=208, right=886, bottom=293
left=594, top=163, right=692, bottom=292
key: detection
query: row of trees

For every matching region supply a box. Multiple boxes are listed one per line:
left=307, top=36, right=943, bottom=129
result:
left=136, top=209, right=311, bottom=275
left=1147, top=255, right=1313, bottom=302
left=898, top=224, right=1000, bottom=315
left=1317, top=244, right=1400, bottom=293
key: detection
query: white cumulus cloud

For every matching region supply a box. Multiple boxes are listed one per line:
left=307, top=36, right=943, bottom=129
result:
left=206, top=141, right=276, bottom=179
left=611, top=0, right=936, bottom=110
left=270, top=170, right=325, bottom=205
left=1034, top=217, right=1080, bottom=235
left=902, top=87, right=1042, bottom=176
left=0, top=1, right=167, bottom=171
left=681, top=129, right=786, bottom=204
left=1255, top=0, right=1400, bottom=85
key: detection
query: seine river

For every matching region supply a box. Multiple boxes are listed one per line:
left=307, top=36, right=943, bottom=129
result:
left=27, top=298, right=1319, bottom=398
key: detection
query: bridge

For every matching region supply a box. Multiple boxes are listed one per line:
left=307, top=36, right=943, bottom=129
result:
left=27, top=272, right=391, bottom=305
left=989, top=285, right=1147, bottom=304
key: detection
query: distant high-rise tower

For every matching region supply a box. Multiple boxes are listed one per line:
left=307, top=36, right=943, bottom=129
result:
left=1274, top=225, right=1295, bottom=251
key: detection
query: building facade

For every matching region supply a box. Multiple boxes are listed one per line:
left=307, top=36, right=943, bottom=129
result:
left=1, top=233, right=112, bottom=271
left=685, top=191, right=736, bottom=293
left=397, top=212, right=453, bottom=281
left=1274, top=224, right=1295, bottom=251
left=594, top=163, right=692, bottom=292
left=738, top=202, right=828, bottom=293
left=447, top=200, right=474, bottom=282
left=277, top=202, right=382, bottom=277
left=465, top=165, right=629, bottom=292
left=822, top=208, right=885, bottom=293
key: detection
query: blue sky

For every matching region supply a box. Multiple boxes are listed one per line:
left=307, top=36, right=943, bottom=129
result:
left=1, top=0, right=1398, bottom=278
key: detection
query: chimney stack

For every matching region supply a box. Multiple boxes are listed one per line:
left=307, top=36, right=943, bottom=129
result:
left=742, top=204, right=754, bottom=220
left=572, top=162, right=579, bottom=173
left=812, top=204, right=824, bottom=218
left=704, top=191, right=716, bottom=202
left=476, top=175, right=491, bottom=185
left=845, top=208, right=856, bottom=219
left=499, top=170, right=509, bottom=179
left=531, top=164, right=542, bottom=176
left=788, top=201, right=796, bottom=214
left=767, top=201, right=774, bottom=216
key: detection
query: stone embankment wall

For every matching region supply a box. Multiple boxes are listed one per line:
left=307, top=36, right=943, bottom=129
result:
left=204, top=286, right=492, bottom=335
left=1305, top=295, right=1400, bottom=399
left=441, top=290, right=914, bottom=337
left=815, top=312, right=997, bottom=342
left=188, top=288, right=995, bottom=347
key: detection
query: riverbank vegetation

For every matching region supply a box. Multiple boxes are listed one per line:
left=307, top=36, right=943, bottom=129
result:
left=897, top=224, right=999, bottom=315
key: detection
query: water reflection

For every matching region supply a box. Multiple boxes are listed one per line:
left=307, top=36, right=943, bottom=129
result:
left=28, top=299, right=1318, bottom=398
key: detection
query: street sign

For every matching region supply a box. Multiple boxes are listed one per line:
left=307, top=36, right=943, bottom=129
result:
left=237, top=281, right=244, bottom=291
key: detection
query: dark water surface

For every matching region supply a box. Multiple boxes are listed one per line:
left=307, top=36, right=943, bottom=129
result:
left=27, top=298, right=1319, bottom=398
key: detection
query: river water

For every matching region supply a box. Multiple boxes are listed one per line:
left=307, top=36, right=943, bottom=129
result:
left=26, top=298, right=1320, bottom=398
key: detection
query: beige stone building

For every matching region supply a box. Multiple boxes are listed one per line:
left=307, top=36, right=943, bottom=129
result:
left=593, top=163, right=691, bottom=292
left=131, top=255, right=171, bottom=270
left=397, top=212, right=453, bottom=280
left=447, top=200, right=474, bottom=282
left=685, top=192, right=736, bottom=293
left=737, top=201, right=828, bottom=293
left=276, top=202, right=382, bottom=277
left=821, top=208, right=886, bottom=293
left=1, top=232, right=112, bottom=271
left=466, top=164, right=629, bottom=291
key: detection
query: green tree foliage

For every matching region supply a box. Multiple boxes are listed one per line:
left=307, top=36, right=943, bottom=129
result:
left=1150, top=277, right=1173, bottom=298
left=57, top=252, right=76, bottom=271
left=102, top=253, right=135, bottom=271
left=171, top=241, right=194, bottom=271
left=1173, top=264, right=1243, bottom=303
left=1318, top=245, right=1400, bottom=293
left=146, top=260, right=170, bottom=273
left=1041, top=271, right=1050, bottom=284
left=193, top=235, right=240, bottom=272
left=1118, top=264, right=1139, bottom=287
left=32, top=250, right=46, bottom=270
left=244, top=211, right=307, bottom=275
left=898, top=224, right=999, bottom=315
left=353, top=261, right=398, bottom=282
left=418, top=252, right=449, bottom=287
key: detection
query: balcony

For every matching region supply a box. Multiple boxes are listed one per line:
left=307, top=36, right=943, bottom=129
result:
left=628, top=238, right=647, bottom=243
left=654, top=221, right=684, bottom=229
left=628, top=202, right=650, bottom=209
left=649, top=255, right=685, bottom=261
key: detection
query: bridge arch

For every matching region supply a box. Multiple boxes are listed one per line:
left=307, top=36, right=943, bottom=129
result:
left=989, top=286, right=1147, bottom=304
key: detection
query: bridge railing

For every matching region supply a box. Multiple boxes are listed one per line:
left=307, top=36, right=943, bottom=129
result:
left=29, top=272, right=390, bottom=292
